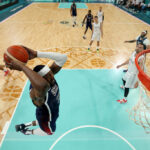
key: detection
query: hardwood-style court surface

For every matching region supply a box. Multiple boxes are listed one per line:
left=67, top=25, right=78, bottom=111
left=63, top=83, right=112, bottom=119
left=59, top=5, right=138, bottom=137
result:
left=0, top=3, right=150, bottom=142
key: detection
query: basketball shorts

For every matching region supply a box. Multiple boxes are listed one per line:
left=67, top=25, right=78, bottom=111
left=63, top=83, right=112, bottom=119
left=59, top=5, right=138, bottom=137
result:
left=86, top=23, right=92, bottom=30
left=91, top=32, right=101, bottom=41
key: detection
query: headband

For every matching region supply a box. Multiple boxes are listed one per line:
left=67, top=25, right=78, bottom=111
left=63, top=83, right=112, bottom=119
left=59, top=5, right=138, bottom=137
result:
left=38, top=65, right=51, bottom=77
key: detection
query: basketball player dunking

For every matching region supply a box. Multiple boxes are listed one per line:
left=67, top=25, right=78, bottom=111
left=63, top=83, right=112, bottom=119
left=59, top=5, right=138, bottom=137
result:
left=88, top=16, right=103, bottom=52
left=82, top=10, right=93, bottom=39
left=5, top=46, right=67, bottom=135
left=70, top=1, right=77, bottom=27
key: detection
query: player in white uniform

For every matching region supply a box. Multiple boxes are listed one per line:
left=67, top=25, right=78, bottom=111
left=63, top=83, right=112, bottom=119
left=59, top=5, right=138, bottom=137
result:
left=88, top=16, right=103, bottom=52
left=116, top=43, right=146, bottom=104
left=97, top=6, right=104, bottom=23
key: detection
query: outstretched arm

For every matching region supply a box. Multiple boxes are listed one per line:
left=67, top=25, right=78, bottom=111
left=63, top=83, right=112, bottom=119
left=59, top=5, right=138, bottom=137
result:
left=124, top=39, right=136, bottom=43
left=116, top=59, right=129, bottom=68
left=21, top=45, right=67, bottom=74
left=37, top=51, right=67, bottom=74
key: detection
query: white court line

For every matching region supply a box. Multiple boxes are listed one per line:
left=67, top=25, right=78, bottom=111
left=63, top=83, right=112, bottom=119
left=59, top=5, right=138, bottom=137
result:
left=112, top=4, right=150, bottom=26
left=49, top=125, right=136, bottom=150
left=0, top=3, right=32, bottom=23
left=0, top=81, right=28, bottom=148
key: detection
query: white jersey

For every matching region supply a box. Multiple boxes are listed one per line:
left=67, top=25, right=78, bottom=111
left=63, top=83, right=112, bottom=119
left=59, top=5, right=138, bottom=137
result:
left=97, top=11, right=103, bottom=23
left=91, top=22, right=101, bottom=41
left=127, top=51, right=144, bottom=75
left=93, top=22, right=101, bottom=33
left=123, top=51, right=145, bottom=88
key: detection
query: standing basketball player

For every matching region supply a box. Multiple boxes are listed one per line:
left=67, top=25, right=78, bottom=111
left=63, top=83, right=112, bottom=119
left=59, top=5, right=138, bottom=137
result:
left=116, top=43, right=146, bottom=104
left=82, top=10, right=93, bottom=39
left=88, top=16, right=103, bottom=52
left=97, top=6, right=104, bottom=24
left=5, top=46, right=67, bottom=135
left=124, top=30, right=150, bottom=49
left=70, top=1, right=77, bottom=27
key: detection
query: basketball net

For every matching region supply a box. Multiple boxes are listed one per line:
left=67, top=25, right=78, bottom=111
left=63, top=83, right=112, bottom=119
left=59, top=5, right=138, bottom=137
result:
left=129, top=49, right=150, bottom=133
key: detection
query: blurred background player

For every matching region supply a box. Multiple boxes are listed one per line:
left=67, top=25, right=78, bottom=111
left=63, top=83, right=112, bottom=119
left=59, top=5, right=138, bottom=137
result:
left=124, top=30, right=150, bottom=49
left=82, top=10, right=93, bottom=40
left=70, top=1, right=77, bottom=27
left=0, top=65, right=9, bottom=76
left=116, top=43, right=146, bottom=104
left=97, top=6, right=104, bottom=24
left=88, top=16, right=103, bottom=52
left=5, top=46, right=67, bottom=135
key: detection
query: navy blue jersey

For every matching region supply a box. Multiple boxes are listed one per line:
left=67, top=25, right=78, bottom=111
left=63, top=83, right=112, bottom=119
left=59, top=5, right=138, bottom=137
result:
left=29, top=80, right=60, bottom=134
left=86, top=14, right=93, bottom=24
left=71, top=4, right=77, bottom=16
left=137, top=36, right=147, bottom=46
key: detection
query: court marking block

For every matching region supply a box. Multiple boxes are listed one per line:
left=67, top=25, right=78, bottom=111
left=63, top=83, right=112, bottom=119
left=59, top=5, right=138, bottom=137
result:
left=58, top=3, right=88, bottom=9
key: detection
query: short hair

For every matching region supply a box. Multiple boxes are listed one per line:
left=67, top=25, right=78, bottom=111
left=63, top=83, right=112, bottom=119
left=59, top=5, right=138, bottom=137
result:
left=33, top=65, right=45, bottom=72
left=138, top=42, right=146, bottom=50
left=94, top=16, right=98, bottom=18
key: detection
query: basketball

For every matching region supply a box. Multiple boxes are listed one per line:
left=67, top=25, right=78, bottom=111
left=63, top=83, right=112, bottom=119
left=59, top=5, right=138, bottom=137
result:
left=4, top=45, right=29, bottom=64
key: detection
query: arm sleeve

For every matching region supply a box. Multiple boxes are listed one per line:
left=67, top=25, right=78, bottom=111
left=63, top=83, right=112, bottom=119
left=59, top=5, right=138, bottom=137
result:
left=37, top=51, right=67, bottom=67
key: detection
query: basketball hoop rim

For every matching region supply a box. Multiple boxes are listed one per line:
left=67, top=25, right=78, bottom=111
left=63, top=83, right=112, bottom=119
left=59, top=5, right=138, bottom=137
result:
left=135, top=49, right=150, bottom=91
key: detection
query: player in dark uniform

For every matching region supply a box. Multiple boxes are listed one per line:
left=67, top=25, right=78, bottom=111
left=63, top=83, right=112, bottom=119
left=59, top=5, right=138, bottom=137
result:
left=82, top=10, right=93, bottom=39
left=124, top=30, right=150, bottom=49
left=70, top=1, right=77, bottom=27
left=5, top=46, right=67, bottom=135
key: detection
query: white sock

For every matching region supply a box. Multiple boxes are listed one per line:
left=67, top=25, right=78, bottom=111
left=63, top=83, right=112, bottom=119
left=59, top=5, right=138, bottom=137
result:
left=124, top=97, right=127, bottom=100
left=33, top=128, right=50, bottom=136
left=25, top=122, right=33, bottom=127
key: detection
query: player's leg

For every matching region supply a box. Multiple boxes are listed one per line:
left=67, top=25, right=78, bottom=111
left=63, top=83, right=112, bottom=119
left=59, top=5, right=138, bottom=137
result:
left=96, top=41, right=100, bottom=52
left=83, top=25, right=88, bottom=39
left=72, top=16, right=76, bottom=27
left=96, top=33, right=100, bottom=52
left=88, top=40, right=93, bottom=50
left=88, top=32, right=95, bottom=50
left=120, top=79, right=125, bottom=89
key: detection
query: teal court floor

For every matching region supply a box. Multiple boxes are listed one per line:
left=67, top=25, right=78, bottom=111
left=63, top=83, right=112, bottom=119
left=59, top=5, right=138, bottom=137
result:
left=0, top=69, right=150, bottom=150
left=58, top=3, right=88, bottom=9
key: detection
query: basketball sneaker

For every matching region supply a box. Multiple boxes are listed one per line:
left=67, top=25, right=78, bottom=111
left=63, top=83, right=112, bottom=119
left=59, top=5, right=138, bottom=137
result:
left=15, top=124, right=26, bottom=132
left=83, top=36, right=86, bottom=39
left=116, top=99, right=127, bottom=104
